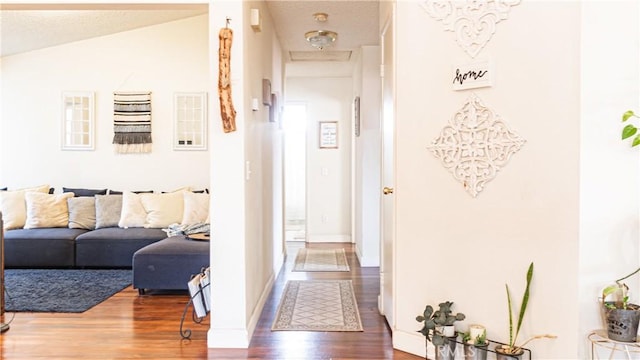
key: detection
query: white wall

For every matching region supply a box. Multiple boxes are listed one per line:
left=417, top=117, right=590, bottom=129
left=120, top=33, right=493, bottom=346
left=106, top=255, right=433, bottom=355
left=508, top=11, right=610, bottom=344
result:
left=285, top=75, right=353, bottom=243
left=392, top=1, right=582, bottom=358
left=0, top=15, right=210, bottom=192
left=580, top=1, right=640, bottom=359
left=354, top=45, right=382, bottom=267
left=208, top=0, right=283, bottom=348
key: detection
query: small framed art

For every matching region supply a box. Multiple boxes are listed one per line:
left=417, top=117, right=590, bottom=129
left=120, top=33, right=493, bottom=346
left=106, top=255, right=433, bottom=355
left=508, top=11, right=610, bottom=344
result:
left=319, top=121, right=338, bottom=149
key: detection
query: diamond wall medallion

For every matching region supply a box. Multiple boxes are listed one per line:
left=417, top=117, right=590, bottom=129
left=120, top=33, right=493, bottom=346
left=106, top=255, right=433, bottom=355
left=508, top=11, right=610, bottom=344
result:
left=428, top=93, right=525, bottom=197
left=421, top=0, right=521, bottom=58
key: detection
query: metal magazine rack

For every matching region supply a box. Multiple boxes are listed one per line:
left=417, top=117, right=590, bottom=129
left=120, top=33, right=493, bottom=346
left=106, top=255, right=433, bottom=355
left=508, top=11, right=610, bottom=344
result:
left=180, top=267, right=211, bottom=340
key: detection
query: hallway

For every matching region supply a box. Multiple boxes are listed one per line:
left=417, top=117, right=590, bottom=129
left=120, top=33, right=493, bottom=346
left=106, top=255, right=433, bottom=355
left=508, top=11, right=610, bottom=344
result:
left=223, top=242, right=423, bottom=359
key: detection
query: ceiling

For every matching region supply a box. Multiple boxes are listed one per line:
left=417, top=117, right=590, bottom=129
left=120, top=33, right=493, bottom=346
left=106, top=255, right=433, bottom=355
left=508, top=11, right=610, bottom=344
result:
left=0, top=1, right=380, bottom=62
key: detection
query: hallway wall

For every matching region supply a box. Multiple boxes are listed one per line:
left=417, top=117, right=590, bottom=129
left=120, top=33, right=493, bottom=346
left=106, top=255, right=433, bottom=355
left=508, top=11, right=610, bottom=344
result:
left=285, top=76, right=353, bottom=243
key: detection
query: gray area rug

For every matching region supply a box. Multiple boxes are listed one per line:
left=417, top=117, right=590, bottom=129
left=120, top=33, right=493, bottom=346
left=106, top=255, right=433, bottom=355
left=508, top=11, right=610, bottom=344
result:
left=271, top=280, right=363, bottom=332
left=293, top=248, right=350, bottom=272
left=4, top=269, right=131, bottom=313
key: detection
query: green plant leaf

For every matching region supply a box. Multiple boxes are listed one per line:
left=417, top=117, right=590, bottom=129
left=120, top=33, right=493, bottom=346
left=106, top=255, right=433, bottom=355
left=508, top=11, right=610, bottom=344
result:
left=623, top=110, right=636, bottom=122
left=432, top=334, right=445, bottom=346
left=632, top=135, right=640, bottom=147
left=416, top=315, right=425, bottom=322
left=603, top=284, right=621, bottom=299
left=506, top=284, right=514, bottom=347
left=513, top=262, right=534, bottom=348
left=622, top=124, right=637, bottom=140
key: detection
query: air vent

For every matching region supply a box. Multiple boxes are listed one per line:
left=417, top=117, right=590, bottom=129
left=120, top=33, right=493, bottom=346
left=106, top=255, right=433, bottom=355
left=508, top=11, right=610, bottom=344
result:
left=289, top=51, right=352, bottom=62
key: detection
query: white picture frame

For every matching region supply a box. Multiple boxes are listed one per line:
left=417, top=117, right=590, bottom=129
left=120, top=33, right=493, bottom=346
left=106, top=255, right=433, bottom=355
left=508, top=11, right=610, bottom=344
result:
left=319, top=121, right=338, bottom=149
left=61, top=91, right=95, bottom=151
left=174, top=92, right=208, bottom=151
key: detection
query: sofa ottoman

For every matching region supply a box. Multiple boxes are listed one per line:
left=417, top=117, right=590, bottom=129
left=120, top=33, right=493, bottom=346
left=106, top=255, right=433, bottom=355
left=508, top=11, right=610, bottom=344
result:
left=5, top=228, right=89, bottom=268
left=133, top=235, right=209, bottom=294
left=75, top=227, right=167, bottom=268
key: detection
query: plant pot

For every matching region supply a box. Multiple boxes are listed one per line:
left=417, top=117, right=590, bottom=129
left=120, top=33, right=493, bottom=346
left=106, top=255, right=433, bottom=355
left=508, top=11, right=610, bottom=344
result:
left=604, top=302, right=640, bottom=342
left=463, top=342, right=488, bottom=360
left=435, top=337, right=457, bottom=360
left=495, top=345, right=524, bottom=360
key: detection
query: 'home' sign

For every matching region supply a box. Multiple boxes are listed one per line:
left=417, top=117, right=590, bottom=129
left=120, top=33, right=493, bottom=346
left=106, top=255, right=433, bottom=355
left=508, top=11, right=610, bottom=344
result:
left=452, top=59, right=493, bottom=91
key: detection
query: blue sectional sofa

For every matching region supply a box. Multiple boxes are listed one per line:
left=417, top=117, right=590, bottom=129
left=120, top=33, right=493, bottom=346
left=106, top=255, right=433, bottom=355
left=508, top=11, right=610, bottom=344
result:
left=4, top=227, right=167, bottom=268
left=0, top=186, right=210, bottom=292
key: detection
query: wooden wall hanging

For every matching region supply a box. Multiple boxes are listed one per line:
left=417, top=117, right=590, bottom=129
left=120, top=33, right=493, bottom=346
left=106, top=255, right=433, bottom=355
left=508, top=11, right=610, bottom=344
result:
left=218, top=19, right=236, bottom=133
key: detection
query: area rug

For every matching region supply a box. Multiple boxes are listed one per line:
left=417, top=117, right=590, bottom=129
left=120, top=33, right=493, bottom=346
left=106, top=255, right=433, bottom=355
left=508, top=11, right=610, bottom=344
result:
left=271, top=280, right=363, bottom=332
left=293, top=248, right=350, bottom=272
left=4, top=269, right=131, bottom=313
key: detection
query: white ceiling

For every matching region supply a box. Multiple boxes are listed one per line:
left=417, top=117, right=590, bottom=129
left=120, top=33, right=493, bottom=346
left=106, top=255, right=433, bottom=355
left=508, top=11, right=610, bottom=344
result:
left=0, top=1, right=379, bottom=61
left=265, top=0, right=379, bottom=61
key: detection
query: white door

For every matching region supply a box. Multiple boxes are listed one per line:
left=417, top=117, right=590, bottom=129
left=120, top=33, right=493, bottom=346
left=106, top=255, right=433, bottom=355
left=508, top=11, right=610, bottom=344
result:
left=379, top=13, right=395, bottom=329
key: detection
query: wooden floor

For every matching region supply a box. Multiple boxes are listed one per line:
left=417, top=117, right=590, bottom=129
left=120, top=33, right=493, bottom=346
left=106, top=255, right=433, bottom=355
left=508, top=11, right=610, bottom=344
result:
left=0, top=242, right=423, bottom=359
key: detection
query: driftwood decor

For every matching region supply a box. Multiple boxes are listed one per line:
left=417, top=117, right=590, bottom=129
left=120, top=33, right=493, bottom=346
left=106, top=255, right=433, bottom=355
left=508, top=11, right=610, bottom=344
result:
left=218, top=22, right=236, bottom=133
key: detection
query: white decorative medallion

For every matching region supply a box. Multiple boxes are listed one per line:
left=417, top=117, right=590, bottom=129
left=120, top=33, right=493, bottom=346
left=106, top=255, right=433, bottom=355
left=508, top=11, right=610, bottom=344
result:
left=428, top=93, right=525, bottom=197
left=421, top=0, right=521, bottom=58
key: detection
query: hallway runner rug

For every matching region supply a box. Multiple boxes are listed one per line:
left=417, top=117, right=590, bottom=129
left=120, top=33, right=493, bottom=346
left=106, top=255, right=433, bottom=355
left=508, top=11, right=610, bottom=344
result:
left=293, top=248, right=350, bottom=272
left=271, top=280, right=363, bottom=332
left=4, top=269, right=131, bottom=313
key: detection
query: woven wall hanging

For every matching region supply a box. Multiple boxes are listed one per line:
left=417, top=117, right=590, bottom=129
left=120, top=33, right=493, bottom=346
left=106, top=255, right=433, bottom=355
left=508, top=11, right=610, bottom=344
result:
left=113, top=92, right=152, bottom=153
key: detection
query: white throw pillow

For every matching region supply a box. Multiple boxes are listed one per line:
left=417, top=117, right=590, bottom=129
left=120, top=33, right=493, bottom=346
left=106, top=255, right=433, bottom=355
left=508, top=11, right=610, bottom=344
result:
left=0, top=184, right=50, bottom=230
left=118, top=191, right=147, bottom=228
left=140, top=191, right=185, bottom=228
left=24, top=192, right=74, bottom=229
left=182, top=192, right=209, bottom=225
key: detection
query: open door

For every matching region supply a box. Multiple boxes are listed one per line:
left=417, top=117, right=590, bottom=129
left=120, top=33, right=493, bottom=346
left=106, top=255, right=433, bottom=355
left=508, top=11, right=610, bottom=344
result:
left=379, top=13, right=395, bottom=329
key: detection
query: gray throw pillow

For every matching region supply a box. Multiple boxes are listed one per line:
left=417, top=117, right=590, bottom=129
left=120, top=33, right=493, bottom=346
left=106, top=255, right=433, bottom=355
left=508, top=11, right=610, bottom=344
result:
left=95, top=194, right=123, bottom=229
left=67, top=197, right=96, bottom=230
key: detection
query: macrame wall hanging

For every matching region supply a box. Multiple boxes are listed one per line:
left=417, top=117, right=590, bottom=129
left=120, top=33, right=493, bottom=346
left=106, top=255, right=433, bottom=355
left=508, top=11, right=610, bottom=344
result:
left=421, top=0, right=521, bottom=58
left=427, top=93, right=525, bottom=197
left=113, top=92, right=152, bottom=153
left=218, top=18, right=236, bottom=133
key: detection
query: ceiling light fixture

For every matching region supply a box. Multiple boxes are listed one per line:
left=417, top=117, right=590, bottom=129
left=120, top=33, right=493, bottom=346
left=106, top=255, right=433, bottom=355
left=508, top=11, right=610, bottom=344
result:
left=305, top=30, right=338, bottom=50
left=305, top=12, right=337, bottom=50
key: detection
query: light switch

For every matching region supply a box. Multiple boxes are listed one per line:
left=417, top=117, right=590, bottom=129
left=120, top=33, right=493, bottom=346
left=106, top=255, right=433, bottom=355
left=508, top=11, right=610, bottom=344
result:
left=321, top=167, right=328, bottom=176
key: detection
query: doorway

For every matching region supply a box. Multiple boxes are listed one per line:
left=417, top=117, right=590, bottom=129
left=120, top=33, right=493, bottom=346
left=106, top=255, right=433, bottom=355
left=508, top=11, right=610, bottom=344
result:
left=283, top=103, right=307, bottom=242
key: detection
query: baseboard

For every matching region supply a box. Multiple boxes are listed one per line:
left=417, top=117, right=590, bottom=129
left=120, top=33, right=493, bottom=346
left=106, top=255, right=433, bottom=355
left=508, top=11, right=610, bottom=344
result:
left=306, top=234, right=351, bottom=243
left=208, top=273, right=275, bottom=349
left=356, top=252, right=379, bottom=267
left=246, top=272, right=275, bottom=339
left=393, top=328, right=428, bottom=358
left=207, top=327, right=251, bottom=348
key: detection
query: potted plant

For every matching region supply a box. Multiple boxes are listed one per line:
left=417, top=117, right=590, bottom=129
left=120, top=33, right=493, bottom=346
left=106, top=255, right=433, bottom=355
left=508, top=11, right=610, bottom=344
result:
left=602, top=267, right=640, bottom=342
left=620, top=110, right=640, bottom=147
left=495, top=262, right=556, bottom=360
left=462, top=324, right=489, bottom=360
left=416, top=301, right=466, bottom=360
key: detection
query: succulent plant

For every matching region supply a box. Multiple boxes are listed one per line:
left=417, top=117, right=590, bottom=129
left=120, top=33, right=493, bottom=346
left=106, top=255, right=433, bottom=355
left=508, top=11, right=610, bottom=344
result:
left=416, top=301, right=465, bottom=346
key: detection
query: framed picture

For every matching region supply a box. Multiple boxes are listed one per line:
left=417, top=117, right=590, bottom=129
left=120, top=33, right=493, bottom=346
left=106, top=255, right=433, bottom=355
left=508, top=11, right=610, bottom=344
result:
left=319, top=121, right=338, bottom=149
left=173, top=92, right=208, bottom=150
left=61, top=91, right=95, bottom=151
left=354, top=96, right=361, bottom=137
left=269, top=92, right=278, bottom=123
left=262, top=79, right=272, bottom=106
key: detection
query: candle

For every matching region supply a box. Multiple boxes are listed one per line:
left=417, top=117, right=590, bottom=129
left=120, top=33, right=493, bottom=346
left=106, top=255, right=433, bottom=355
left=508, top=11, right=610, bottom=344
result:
left=469, top=324, right=486, bottom=342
